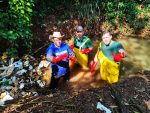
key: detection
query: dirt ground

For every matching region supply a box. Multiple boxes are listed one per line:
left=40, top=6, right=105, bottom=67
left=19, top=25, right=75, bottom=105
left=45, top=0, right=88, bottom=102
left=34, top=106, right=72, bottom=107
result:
left=0, top=70, right=150, bottom=113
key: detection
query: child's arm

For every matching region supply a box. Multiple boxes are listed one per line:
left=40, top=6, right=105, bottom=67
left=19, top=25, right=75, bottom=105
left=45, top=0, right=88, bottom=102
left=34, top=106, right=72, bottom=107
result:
left=116, top=42, right=126, bottom=57
left=93, top=50, right=99, bottom=62
left=67, top=44, right=76, bottom=63
left=119, top=49, right=126, bottom=57
left=112, top=49, right=126, bottom=62
left=90, top=50, right=99, bottom=74
left=47, top=53, right=69, bottom=63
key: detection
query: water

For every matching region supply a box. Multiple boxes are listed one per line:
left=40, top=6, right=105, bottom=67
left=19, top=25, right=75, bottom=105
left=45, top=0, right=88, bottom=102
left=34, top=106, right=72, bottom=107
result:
left=69, top=37, right=150, bottom=90
left=119, top=38, right=150, bottom=75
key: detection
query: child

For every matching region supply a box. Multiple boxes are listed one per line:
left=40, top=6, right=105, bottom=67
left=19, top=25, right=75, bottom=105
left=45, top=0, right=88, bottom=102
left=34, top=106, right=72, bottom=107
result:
left=46, top=32, right=75, bottom=89
left=90, top=31, right=126, bottom=84
left=70, top=26, right=93, bottom=70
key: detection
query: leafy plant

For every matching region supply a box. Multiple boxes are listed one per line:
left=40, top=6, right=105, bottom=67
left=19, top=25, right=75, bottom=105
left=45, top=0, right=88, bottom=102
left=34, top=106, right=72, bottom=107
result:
left=6, top=47, right=18, bottom=58
left=0, top=0, right=34, bottom=57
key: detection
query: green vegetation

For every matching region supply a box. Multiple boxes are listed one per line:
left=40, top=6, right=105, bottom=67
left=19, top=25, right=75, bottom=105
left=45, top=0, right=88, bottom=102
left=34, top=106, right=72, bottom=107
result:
left=0, top=0, right=34, bottom=57
left=0, top=0, right=149, bottom=57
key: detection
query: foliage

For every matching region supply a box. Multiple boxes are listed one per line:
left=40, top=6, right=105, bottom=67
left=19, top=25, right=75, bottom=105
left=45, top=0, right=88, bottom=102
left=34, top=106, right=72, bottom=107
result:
left=6, top=47, right=18, bottom=58
left=0, top=0, right=34, bottom=57
left=33, top=0, right=71, bottom=24
left=33, top=0, right=149, bottom=34
left=0, top=0, right=149, bottom=57
left=74, top=0, right=149, bottom=31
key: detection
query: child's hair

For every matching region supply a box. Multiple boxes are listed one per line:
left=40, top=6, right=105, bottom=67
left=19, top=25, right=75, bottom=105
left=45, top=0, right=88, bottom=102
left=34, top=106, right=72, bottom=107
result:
left=103, top=30, right=112, bottom=35
left=102, top=30, right=112, bottom=39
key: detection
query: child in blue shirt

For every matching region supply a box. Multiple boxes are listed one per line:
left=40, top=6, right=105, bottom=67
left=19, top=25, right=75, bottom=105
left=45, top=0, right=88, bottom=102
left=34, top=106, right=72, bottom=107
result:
left=46, top=32, right=75, bottom=89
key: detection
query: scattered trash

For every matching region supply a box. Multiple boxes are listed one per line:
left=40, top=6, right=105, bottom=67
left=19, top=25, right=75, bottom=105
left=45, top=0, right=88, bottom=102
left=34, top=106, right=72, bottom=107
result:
left=1, top=86, right=13, bottom=90
left=37, top=80, right=45, bottom=88
left=24, top=60, right=30, bottom=67
left=97, top=102, right=111, bottom=113
left=0, top=55, right=50, bottom=105
left=11, top=76, right=16, bottom=83
left=28, top=65, right=33, bottom=70
left=0, top=92, right=13, bottom=102
left=0, top=101, right=5, bottom=106
left=13, top=60, right=23, bottom=70
left=19, top=83, right=25, bottom=89
left=37, top=60, right=50, bottom=70
left=0, top=64, right=14, bottom=77
left=0, top=92, right=13, bottom=106
left=16, top=69, right=27, bottom=76
left=32, top=91, right=38, bottom=96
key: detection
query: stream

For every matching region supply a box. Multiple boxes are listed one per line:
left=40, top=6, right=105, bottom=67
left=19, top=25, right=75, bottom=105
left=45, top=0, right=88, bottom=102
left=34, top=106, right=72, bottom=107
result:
left=68, top=37, right=150, bottom=92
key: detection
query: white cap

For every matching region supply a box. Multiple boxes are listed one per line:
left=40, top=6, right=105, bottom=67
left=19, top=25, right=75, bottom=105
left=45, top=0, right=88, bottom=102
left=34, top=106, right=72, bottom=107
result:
left=49, top=32, right=63, bottom=40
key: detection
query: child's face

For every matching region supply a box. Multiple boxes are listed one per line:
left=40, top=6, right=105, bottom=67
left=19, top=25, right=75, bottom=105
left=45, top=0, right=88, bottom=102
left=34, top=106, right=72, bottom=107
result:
left=75, top=31, right=84, bottom=38
left=102, top=36, right=112, bottom=45
left=52, top=37, right=62, bottom=47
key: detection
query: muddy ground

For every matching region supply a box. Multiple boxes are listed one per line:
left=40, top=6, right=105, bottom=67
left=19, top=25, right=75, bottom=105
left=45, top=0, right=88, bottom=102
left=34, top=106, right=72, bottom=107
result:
left=0, top=70, right=150, bottom=113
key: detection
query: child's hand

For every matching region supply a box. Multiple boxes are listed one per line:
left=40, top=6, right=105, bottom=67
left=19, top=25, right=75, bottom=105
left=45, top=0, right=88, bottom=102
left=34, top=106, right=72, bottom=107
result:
left=52, top=54, right=68, bottom=63
left=119, top=49, right=126, bottom=57
left=70, top=44, right=74, bottom=50
left=112, top=53, right=122, bottom=62
left=81, top=48, right=91, bottom=54
left=90, top=61, right=97, bottom=74
left=69, top=56, right=76, bottom=63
